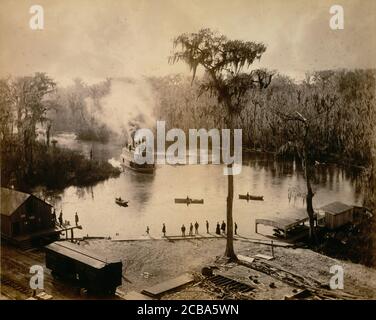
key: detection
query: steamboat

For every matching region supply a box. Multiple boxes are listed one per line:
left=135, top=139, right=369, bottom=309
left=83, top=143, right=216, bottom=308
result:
left=120, top=139, right=155, bottom=174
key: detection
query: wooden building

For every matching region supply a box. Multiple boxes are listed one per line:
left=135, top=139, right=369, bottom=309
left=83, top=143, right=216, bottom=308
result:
left=45, top=241, right=123, bottom=295
left=320, top=201, right=353, bottom=230
left=1, top=187, right=59, bottom=248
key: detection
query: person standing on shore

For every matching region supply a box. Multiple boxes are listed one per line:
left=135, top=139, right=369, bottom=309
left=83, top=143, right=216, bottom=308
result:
left=216, top=222, right=221, bottom=235
left=194, top=221, right=199, bottom=235
left=181, top=224, right=186, bottom=237
left=146, top=226, right=150, bottom=235
left=221, top=221, right=226, bottom=234
left=189, top=223, right=193, bottom=236
left=206, top=220, right=209, bottom=233
left=162, top=223, right=166, bottom=237
left=234, top=222, right=238, bottom=235
left=75, top=212, right=79, bottom=226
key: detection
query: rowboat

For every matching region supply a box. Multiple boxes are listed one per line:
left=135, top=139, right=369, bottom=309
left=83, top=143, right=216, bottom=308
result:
left=115, top=198, right=129, bottom=207
left=175, top=198, right=204, bottom=205
left=239, top=194, right=264, bottom=201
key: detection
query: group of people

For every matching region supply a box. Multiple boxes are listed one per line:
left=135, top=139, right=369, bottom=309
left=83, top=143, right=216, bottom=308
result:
left=215, top=221, right=237, bottom=235
left=180, top=221, right=200, bottom=236
left=52, top=209, right=80, bottom=227
left=157, top=220, right=238, bottom=237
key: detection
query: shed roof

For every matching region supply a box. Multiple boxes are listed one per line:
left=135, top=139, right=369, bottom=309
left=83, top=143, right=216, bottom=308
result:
left=1, top=187, right=31, bottom=216
left=1, top=187, right=51, bottom=216
left=256, top=208, right=315, bottom=231
left=320, top=201, right=352, bottom=215
left=45, top=241, right=121, bottom=269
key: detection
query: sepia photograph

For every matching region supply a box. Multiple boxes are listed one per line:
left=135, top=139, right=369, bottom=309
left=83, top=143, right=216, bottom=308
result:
left=0, top=0, right=375, bottom=307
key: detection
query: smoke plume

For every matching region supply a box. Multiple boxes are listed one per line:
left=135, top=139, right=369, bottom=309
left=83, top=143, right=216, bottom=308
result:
left=92, top=77, right=156, bottom=143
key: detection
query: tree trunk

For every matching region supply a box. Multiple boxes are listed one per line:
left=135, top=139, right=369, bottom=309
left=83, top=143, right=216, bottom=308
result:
left=224, top=114, right=237, bottom=261
left=46, top=123, right=51, bottom=147
left=306, top=176, right=316, bottom=242
left=253, top=103, right=257, bottom=150
left=304, top=146, right=317, bottom=245
left=224, top=164, right=237, bottom=260
left=208, top=70, right=238, bottom=261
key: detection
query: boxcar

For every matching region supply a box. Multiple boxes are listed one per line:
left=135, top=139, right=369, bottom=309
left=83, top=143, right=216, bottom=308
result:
left=45, top=241, right=122, bottom=295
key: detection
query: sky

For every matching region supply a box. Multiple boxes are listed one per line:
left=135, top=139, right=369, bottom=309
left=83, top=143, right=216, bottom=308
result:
left=0, top=0, right=375, bottom=85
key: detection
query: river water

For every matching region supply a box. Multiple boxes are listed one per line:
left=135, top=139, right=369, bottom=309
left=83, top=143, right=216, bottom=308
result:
left=38, top=133, right=364, bottom=239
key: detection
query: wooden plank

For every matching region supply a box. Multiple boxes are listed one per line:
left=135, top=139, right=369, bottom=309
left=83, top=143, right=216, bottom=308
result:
left=141, top=273, right=194, bottom=298
left=36, top=292, right=53, bottom=300
left=237, top=254, right=255, bottom=264
left=112, top=234, right=223, bottom=241
left=254, top=254, right=274, bottom=260
left=120, top=290, right=153, bottom=300
left=284, top=289, right=313, bottom=300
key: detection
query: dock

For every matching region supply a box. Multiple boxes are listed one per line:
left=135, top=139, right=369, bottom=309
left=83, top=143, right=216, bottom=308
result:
left=255, top=208, right=314, bottom=240
left=111, top=233, right=226, bottom=242
left=110, top=233, right=294, bottom=247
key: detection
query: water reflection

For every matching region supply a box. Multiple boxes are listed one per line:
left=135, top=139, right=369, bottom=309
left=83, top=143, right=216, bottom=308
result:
left=117, top=170, right=155, bottom=212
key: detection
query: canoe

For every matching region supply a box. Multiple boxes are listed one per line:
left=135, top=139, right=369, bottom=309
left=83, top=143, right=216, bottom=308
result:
left=239, top=194, right=264, bottom=201
left=115, top=198, right=129, bottom=207
left=191, top=199, right=204, bottom=204
left=174, top=198, right=204, bottom=204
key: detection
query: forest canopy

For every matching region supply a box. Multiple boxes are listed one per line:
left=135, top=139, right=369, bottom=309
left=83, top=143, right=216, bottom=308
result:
left=152, top=69, right=376, bottom=167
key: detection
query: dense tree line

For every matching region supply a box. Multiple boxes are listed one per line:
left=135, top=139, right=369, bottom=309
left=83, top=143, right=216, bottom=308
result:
left=4, top=70, right=372, bottom=170
left=49, top=78, right=112, bottom=142
left=0, top=73, right=119, bottom=190
left=0, top=73, right=56, bottom=179
left=153, top=69, right=375, bottom=167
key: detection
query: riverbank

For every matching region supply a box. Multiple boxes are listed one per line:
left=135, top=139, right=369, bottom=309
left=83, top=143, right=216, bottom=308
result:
left=82, top=238, right=376, bottom=299
left=1, top=238, right=375, bottom=300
